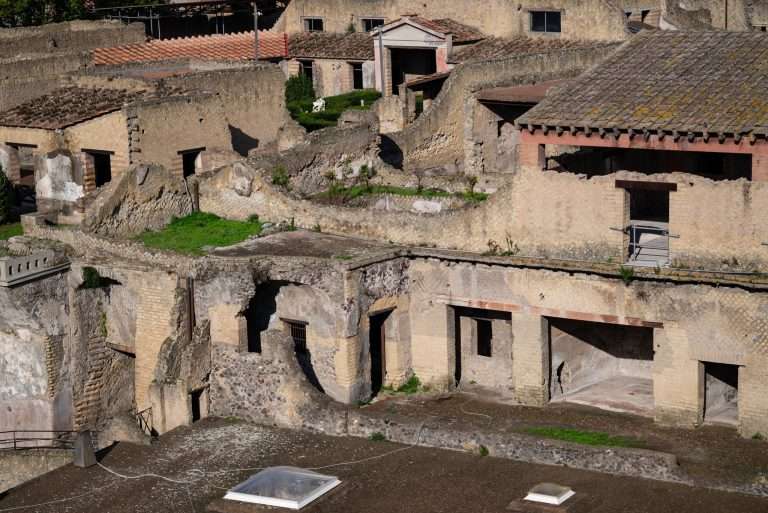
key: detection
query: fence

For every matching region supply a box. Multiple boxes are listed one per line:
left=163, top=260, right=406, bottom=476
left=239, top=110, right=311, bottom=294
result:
left=0, top=431, right=76, bottom=451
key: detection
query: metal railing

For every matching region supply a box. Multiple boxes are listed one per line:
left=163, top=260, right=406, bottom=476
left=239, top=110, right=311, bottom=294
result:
left=0, top=431, right=76, bottom=451
left=135, top=407, right=155, bottom=437
left=628, top=222, right=671, bottom=266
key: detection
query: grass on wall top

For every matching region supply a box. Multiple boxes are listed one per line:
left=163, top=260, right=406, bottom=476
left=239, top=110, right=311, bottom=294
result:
left=138, top=212, right=262, bottom=255
left=0, top=223, right=22, bottom=241
left=522, top=426, right=644, bottom=448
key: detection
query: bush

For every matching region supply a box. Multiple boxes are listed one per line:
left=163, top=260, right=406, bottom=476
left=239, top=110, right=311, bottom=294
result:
left=285, top=74, right=315, bottom=104
left=271, top=165, right=290, bottom=187
left=287, top=89, right=381, bottom=132
left=0, top=167, right=12, bottom=225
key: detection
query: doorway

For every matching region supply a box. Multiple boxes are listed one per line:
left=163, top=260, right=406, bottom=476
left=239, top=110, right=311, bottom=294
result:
left=369, top=310, right=392, bottom=397
left=84, top=150, right=113, bottom=187
left=190, top=388, right=204, bottom=422
left=703, top=362, right=739, bottom=427
left=389, top=48, right=436, bottom=94
left=180, top=147, right=204, bottom=178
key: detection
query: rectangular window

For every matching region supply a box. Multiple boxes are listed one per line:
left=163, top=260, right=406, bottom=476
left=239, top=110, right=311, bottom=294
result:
left=285, top=320, right=308, bottom=355
left=303, top=17, right=324, bottom=32
left=299, top=60, right=314, bottom=83
left=178, top=147, right=205, bottom=178
left=361, top=18, right=384, bottom=32
left=476, top=319, right=492, bottom=357
left=530, top=11, right=561, bottom=33
left=7, top=142, right=37, bottom=184
left=351, top=62, right=364, bottom=89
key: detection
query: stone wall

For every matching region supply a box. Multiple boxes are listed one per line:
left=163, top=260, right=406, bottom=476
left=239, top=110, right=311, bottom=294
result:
left=199, top=164, right=768, bottom=272
left=273, top=0, right=631, bottom=41
left=165, top=64, right=288, bottom=156
left=0, top=450, right=72, bottom=494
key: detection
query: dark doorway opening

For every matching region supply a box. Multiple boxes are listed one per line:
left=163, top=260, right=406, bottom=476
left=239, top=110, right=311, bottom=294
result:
left=245, top=281, right=292, bottom=353
left=704, top=362, right=739, bottom=427
left=390, top=48, right=436, bottom=94
left=180, top=148, right=204, bottom=178
left=190, top=389, right=204, bottom=422
left=369, top=310, right=392, bottom=397
left=85, top=150, right=112, bottom=187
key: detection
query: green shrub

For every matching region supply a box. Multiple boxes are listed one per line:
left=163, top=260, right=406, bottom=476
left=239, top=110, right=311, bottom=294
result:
left=0, top=167, right=12, bottom=225
left=271, top=166, right=290, bottom=187
left=369, top=432, right=386, bottom=442
left=287, top=89, right=381, bottom=132
left=619, top=265, right=635, bottom=285
left=478, top=445, right=489, bottom=457
left=285, top=74, right=315, bottom=104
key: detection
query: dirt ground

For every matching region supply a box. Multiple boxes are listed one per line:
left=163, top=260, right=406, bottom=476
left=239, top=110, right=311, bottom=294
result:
left=1, top=418, right=767, bottom=513
left=363, top=391, right=768, bottom=489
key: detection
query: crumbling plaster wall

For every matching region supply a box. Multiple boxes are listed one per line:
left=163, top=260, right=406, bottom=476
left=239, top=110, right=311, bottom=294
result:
left=0, top=271, right=70, bottom=432
left=274, top=0, right=631, bottom=41
left=165, top=65, right=287, bottom=156
left=408, top=257, right=768, bottom=437
left=82, top=164, right=192, bottom=237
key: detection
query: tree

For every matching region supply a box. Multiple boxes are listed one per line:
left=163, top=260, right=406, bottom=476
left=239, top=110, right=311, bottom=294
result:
left=0, top=166, right=12, bottom=225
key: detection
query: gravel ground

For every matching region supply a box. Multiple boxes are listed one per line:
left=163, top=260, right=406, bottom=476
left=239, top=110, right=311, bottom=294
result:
left=1, top=418, right=767, bottom=513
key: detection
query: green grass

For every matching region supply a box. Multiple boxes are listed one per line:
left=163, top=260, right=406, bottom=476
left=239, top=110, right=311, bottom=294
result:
left=317, top=184, right=488, bottom=204
left=369, top=432, right=386, bottom=442
left=381, top=375, right=423, bottom=395
left=138, top=212, right=262, bottom=255
left=288, top=89, right=381, bottom=131
left=0, top=222, right=22, bottom=240
left=522, top=427, right=643, bottom=448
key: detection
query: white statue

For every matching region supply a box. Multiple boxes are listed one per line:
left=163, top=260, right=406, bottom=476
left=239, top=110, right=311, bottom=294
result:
left=312, top=98, right=326, bottom=113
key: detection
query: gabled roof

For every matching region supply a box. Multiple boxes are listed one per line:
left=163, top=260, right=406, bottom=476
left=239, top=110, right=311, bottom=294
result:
left=375, top=16, right=485, bottom=44
left=449, top=37, right=612, bottom=64
left=92, top=31, right=288, bottom=66
left=517, top=31, right=768, bottom=142
left=288, top=32, right=373, bottom=60
left=0, top=86, right=179, bottom=129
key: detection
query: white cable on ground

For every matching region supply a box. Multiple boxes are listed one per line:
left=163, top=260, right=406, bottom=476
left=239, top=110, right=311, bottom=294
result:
left=96, top=461, right=203, bottom=484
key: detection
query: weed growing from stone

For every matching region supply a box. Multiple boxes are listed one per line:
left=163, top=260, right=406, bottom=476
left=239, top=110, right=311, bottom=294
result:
left=396, top=375, right=422, bottom=395
left=271, top=166, right=290, bottom=188
left=523, top=427, right=643, bottom=448
left=619, top=265, right=635, bottom=285
left=478, top=445, right=489, bottom=457
left=369, top=432, right=386, bottom=442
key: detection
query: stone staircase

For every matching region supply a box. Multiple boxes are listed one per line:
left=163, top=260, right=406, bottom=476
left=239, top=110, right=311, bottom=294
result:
left=73, top=336, right=110, bottom=431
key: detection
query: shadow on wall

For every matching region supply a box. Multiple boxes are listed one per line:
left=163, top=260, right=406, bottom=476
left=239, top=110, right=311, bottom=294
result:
left=229, top=125, right=260, bottom=156
left=379, top=135, right=404, bottom=169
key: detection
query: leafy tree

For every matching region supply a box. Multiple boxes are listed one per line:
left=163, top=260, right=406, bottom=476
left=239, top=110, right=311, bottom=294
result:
left=0, top=166, right=12, bottom=225
left=285, top=74, right=315, bottom=104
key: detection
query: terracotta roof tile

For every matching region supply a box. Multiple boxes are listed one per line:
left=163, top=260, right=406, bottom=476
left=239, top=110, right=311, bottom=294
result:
left=0, top=86, right=181, bottom=129
left=92, top=31, right=288, bottom=66
left=517, top=31, right=768, bottom=139
left=288, top=32, right=373, bottom=60
left=405, top=17, right=485, bottom=43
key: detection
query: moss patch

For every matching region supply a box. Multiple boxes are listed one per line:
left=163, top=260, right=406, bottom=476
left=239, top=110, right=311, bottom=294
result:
left=0, top=223, right=22, bottom=240
left=138, top=212, right=262, bottom=255
left=522, top=427, right=644, bottom=448
left=316, top=184, right=488, bottom=204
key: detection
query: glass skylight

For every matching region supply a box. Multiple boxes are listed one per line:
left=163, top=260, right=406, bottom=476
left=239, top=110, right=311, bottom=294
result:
left=523, top=483, right=575, bottom=505
left=224, top=466, right=341, bottom=510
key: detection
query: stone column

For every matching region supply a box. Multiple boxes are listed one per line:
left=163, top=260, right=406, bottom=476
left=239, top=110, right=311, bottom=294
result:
left=652, top=326, right=703, bottom=427
left=512, top=313, right=549, bottom=406
left=409, top=297, right=453, bottom=390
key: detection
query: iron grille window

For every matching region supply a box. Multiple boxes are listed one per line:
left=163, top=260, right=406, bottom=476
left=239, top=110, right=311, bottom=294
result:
left=476, top=319, right=492, bottom=357
left=303, top=17, right=324, bottom=32
left=530, top=11, right=561, bottom=33
left=286, top=320, right=308, bottom=354
left=351, top=62, right=364, bottom=89
left=362, top=18, right=384, bottom=32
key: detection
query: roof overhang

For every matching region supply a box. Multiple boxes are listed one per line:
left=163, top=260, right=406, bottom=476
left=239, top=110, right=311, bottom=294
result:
left=477, top=80, right=567, bottom=105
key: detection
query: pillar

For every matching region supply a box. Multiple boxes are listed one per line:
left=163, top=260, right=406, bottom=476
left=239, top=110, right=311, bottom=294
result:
left=409, top=297, right=453, bottom=390
left=652, top=326, right=703, bottom=427
left=737, top=354, right=768, bottom=438
left=512, top=313, right=549, bottom=406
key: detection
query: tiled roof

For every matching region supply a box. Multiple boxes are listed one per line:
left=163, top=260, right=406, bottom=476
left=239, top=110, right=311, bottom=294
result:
left=406, top=17, right=485, bottom=43
left=288, top=32, right=373, bottom=60
left=92, top=31, right=288, bottom=66
left=517, top=31, right=768, bottom=140
left=477, top=80, right=567, bottom=104
left=449, top=36, right=608, bottom=63
left=0, top=87, right=152, bottom=129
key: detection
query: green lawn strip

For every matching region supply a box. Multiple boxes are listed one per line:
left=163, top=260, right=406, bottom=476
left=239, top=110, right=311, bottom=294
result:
left=137, top=212, right=261, bottom=255
left=522, top=426, right=644, bottom=448
left=316, top=184, right=488, bottom=203
left=288, top=89, right=381, bottom=131
left=0, top=223, right=22, bottom=240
